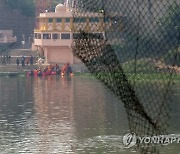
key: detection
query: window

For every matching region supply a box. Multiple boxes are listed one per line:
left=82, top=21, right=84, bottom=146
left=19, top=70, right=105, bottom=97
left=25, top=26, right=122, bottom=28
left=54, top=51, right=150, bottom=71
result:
left=65, top=18, right=70, bottom=23
left=89, top=17, right=99, bottom=22
left=73, top=18, right=78, bottom=23
left=104, top=17, right=110, bottom=22
left=73, top=33, right=81, bottom=39
left=43, top=33, right=51, bottom=39
left=52, top=33, right=60, bottom=39
left=37, top=33, right=41, bottom=39
left=34, top=33, right=37, bottom=39
left=73, top=33, right=104, bottom=39
left=61, top=33, right=70, bottom=39
left=93, top=33, right=104, bottom=39
left=34, top=33, right=41, bottom=39
left=56, top=18, right=62, bottom=23
left=48, top=18, right=53, bottom=23
left=73, top=17, right=86, bottom=23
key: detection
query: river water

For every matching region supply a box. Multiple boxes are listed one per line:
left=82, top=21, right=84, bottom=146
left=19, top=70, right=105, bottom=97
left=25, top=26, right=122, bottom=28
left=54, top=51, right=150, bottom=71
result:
left=0, top=76, right=179, bottom=154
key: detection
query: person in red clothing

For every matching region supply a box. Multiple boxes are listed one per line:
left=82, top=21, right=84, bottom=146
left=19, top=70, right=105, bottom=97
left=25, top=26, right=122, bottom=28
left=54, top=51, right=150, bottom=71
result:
left=61, top=64, right=67, bottom=76
left=33, top=69, right=38, bottom=76
left=61, top=62, right=73, bottom=76
left=26, top=57, right=30, bottom=65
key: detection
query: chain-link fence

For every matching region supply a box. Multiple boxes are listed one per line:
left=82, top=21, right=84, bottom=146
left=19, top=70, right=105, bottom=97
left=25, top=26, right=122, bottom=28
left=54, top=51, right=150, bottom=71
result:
left=72, top=0, right=179, bottom=153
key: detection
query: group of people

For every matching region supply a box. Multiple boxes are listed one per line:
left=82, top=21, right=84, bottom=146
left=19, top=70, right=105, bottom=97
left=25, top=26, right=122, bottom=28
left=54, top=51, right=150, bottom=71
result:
left=61, top=63, right=73, bottom=76
left=16, top=55, right=34, bottom=67
left=27, top=63, right=73, bottom=77
left=0, top=54, right=34, bottom=66
left=0, top=54, right=11, bottom=65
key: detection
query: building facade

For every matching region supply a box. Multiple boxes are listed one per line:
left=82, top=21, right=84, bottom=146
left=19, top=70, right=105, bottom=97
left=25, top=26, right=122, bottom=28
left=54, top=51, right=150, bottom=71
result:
left=33, top=3, right=110, bottom=64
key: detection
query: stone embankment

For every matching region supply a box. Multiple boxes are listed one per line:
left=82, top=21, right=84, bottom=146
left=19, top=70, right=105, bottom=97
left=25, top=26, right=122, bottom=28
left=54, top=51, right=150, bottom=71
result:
left=0, top=49, right=38, bottom=73
left=0, top=48, right=88, bottom=74
left=0, top=63, right=88, bottom=74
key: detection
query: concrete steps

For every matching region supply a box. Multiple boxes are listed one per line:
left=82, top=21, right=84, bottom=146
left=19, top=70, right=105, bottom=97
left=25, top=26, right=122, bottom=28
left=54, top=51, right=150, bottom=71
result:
left=0, top=65, right=39, bottom=73
left=1, top=48, right=38, bottom=65
left=9, top=49, right=38, bottom=57
left=0, top=48, right=88, bottom=73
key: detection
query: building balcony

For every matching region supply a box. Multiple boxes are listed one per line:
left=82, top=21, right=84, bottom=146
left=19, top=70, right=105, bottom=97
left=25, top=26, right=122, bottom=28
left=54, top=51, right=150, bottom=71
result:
left=34, top=38, right=72, bottom=47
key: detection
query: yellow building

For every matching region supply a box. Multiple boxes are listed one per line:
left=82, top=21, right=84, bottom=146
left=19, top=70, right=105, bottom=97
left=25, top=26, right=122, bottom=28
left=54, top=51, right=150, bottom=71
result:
left=33, top=4, right=110, bottom=64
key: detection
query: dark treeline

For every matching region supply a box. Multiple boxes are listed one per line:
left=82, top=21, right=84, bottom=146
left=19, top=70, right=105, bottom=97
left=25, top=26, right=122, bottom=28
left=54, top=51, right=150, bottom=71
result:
left=4, top=0, right=64, bottom=16
left=5, top=0, right=35, bottom=16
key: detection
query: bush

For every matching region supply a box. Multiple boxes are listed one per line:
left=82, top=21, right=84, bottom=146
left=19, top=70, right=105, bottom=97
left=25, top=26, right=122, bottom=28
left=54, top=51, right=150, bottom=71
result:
left=122, top=59, right=158, bottom=73
left=162, top=48, right=180, bottom=67
left=156, top=3, right=180, bottom=54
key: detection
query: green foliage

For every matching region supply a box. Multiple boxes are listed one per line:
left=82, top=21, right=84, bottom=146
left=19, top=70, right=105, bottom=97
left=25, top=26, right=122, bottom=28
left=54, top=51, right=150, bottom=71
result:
left=5, top=0, right=35, bottom=17
left=158, top=3, right=180, bottom=50
left=0, top=44, right=8, bottom=53
left=162, top=48, right=180, bottom=66
left=121, top=3, right=179, bottom=58
left=0, top=43, right=17, bottom=53
left=159, top=4, right=180, bottom=38
left=122, top=59, right=158, bottom=73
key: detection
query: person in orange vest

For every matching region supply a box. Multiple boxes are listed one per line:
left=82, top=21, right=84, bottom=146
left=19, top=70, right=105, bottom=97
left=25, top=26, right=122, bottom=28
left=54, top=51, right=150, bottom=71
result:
left=33, top=69, right=38, bottom=76
left=61, top=64, right=67, bottom=76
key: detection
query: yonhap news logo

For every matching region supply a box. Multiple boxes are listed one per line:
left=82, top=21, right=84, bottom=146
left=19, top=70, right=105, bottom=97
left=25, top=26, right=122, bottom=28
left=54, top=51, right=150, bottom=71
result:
left=123, top=132, right=137, bottom=148
left=123, top=133, right=180, bottom=148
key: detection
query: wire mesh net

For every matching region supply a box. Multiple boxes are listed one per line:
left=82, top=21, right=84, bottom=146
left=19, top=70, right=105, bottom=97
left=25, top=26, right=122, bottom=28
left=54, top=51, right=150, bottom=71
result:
left=72, top=0, right=179, bottom=153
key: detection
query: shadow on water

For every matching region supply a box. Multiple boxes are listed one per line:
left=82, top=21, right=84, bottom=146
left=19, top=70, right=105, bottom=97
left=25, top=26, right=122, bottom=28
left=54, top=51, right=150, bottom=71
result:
left=0, top=76, right=179, bottom=153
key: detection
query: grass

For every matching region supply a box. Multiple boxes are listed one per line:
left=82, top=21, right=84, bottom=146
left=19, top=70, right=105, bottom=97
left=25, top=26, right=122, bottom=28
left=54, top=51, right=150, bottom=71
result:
left=74, top=57, right=180, bottom=83
left=75, top=72, right=180, bottom=83
left=126, top=73, right=180, bottom=83
left=123, top=59, right=159, bottom=73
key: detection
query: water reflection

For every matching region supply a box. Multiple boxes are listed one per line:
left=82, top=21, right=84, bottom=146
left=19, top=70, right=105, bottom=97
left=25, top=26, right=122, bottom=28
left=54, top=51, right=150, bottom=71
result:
left=0, top=76, right=179, bottom=153
left=33, top=76, right=76, bottom=153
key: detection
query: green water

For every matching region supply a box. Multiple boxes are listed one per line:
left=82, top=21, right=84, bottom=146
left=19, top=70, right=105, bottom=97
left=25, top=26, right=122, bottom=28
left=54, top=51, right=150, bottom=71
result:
left=0, top=76, right=179, bottom=154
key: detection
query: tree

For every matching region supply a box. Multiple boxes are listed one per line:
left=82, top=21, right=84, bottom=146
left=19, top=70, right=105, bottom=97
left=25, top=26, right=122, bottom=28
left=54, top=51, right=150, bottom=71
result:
left=5, top=0, right=35, bottom=16
left=158, top=3, right=180, bottom=52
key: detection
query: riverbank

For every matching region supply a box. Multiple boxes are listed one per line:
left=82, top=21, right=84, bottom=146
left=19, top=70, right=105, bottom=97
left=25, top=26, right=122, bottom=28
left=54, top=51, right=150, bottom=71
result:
left=0, top=48, right=89, bottom=74
left=0, top=63, right=88, bottom=77
left=0, top=64, right=179, bottom=82
left=75, top=72, right=180, bottom=83
left=0, top=48, right=179, bottom=83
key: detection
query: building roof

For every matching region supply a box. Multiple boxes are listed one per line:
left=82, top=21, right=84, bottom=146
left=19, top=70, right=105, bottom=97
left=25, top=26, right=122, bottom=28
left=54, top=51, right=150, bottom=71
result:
left=55, top=4, right=66, bottom=13
left=39, top=3, right=72, bottom=18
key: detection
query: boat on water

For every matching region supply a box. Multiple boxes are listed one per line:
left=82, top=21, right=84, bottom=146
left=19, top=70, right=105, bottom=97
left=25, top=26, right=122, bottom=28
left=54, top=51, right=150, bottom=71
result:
left=26, top=63, right=73, bottom=77
left=26, top=70, right=73, bottom=77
